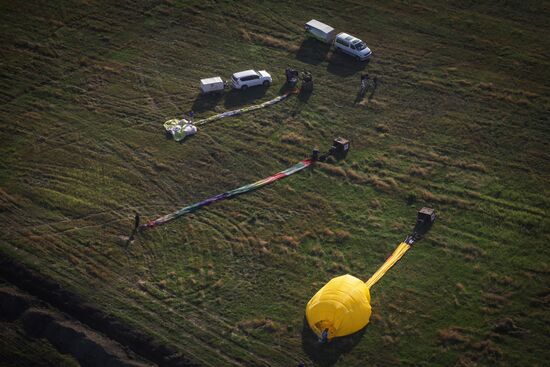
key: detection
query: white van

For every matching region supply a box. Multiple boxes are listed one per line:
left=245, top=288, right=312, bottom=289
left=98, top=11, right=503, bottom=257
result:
left=305, top=19, right=336, bottom=43
left=334, top=33, right=372, bottom=61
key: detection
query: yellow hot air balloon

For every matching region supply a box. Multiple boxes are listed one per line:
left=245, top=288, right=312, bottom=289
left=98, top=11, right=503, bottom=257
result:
left=306, top=274, right=372, bottom=339
left=305, top=208, right=435, bottom=341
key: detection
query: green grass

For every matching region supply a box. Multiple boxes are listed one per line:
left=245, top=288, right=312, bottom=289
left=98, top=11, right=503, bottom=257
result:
left=1, top=0, right=549, bottom=366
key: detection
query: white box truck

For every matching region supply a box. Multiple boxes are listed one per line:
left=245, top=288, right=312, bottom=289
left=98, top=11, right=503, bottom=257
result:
left=305, top=19, right=336, bottom=43
left=200, top=76, right=225, bottom=94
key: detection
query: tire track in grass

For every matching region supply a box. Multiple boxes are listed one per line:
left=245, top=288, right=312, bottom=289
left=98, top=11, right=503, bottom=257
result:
left=121, top=215, right=299, bottom=365
left=0, top=195, right=172, bottom=235
left=96, top=256, right=297, bottom=366
left=5, top=234, right=278, bottom=366
left=160, top=208, right=260, bottom=279
left=375, top=161, right=546, bottom=220
left=393, top=128, right=546, bottom=177
left=386, top=138, right=548, bottom=211
left=115, top=223, right=297, bottom=366
left=194, top=210, right=305, bottom=362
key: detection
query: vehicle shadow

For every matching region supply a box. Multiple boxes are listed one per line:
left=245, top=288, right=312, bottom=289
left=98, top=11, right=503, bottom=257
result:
left=223, top=86, right=268, bottom=109
left=301, top=318, right=366, bottom=366
left=326, top=51, right=368, bottom=77
left=296, top=38, right=331, bottom=65
left=191, top=92, right=224, bottom=114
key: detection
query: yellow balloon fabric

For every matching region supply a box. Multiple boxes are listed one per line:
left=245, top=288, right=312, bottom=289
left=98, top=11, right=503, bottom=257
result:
left=306, top=274, right=372, bottom=339
left=306, top=242, right=411, bottom=340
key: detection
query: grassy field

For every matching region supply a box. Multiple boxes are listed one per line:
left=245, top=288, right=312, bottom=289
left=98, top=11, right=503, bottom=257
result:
left=1, top=0, right=549, bottom=366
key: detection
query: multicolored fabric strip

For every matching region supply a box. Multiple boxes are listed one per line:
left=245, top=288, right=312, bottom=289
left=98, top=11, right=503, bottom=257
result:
left=141, top=159, right=313, bottom=229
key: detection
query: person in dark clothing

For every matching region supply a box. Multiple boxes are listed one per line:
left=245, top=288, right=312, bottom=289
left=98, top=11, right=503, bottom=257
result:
left=301, top=71, right=313, bottom=92
left=320, top=328, right=329, bottom=343
left=286, top=68, right=299, bottom=87
left=133, top=212, right=140, bottom=230
left=360, top=74, right=369, bottom=87
left=358, top=74, right=370, bottom=98
left=127, top=212, right=140, bottom=244
left=311, top=149, right=320, bottom=161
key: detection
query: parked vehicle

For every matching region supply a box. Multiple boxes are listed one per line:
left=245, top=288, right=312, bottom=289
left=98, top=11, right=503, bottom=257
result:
left=304, top=19, right=336, bottom=43
left=200, top=76, right=226, bottom=94
left=231, top=69, right=272, bottom=90
left=334, top=32, right=372, bottom=61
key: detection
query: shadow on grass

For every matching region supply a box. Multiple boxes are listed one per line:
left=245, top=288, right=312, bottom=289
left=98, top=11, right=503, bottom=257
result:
left=278, top=80, right=300, bottom=95
left=354, top=89, right=366, bottom=104
left=223, top=86, right=268, bottom=109
left=298, top=87, right=313, bottom=103
left=289, top=90, right=312, bottom=117
left=191, top=92, right=224, bottom=114
left=326, top=51, right=368, bottom=77
left=301, top=318, right=366, bottom=366
left=296, top=38, right=331, bottom=65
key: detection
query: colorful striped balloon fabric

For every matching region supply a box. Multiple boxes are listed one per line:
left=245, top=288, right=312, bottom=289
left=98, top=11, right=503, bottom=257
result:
left=142, top=159, right=313, bottom=229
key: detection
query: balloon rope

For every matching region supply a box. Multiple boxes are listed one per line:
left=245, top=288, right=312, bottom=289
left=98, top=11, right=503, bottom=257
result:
left=365, top=242, right=411, bottom=289
left=195, top=91, right=294, bottom=126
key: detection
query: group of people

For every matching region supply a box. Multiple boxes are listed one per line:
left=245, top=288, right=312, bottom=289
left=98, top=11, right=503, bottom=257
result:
left=285, top=68, right=314, bottom=91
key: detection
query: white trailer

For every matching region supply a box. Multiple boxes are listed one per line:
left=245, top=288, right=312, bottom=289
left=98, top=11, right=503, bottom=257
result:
left=304, top=19, right=336, bottom=43
left=200, top=76, right=225, bottom=94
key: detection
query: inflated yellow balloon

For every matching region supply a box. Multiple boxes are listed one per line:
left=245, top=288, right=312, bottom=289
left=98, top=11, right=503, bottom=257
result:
left=306, top=242, right=411, bottom=341
left=306, top=274, right=372, bottom=339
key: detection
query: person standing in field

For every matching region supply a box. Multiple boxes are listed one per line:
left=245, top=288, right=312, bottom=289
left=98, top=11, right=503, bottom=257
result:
left=127, top=212, right=140, bottom=244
